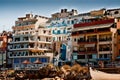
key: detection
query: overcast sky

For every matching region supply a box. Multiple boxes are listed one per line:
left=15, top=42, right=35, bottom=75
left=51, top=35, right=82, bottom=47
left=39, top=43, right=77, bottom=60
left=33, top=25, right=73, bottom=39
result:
left=0, top=0, right=120, bottom=32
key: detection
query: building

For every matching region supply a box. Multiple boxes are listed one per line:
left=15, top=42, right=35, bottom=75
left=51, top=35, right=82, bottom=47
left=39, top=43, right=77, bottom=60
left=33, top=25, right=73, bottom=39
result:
left=47, top=9, right=79, bottom=63
left=0, top=31, right=12, bottom=68
left=8, top=14, right=53, bottom=69
left=52, top=9, right=78, bottom=19
left=106, top=8, right=120, bottom=18
left=0, top=32, right=7, bottom=68
left=47, top=9, right=96, bottom=65
left=72, top=18, right=120, bottom=66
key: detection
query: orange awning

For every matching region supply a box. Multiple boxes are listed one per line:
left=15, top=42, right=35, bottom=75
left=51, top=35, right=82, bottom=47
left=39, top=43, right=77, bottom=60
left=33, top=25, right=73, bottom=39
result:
left=30, top=49, right=44, bottom=53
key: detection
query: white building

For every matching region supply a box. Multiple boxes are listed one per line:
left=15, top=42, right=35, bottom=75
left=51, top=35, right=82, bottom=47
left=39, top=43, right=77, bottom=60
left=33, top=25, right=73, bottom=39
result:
left=8, top=14, right=53, bottom=69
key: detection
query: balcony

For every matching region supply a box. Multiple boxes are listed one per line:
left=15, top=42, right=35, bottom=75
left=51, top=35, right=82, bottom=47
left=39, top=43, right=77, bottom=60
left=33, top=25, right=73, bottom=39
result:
left=79, top=48, right=97, bottom=54
left=12, top=24, right=35, bottom=30
left=10, top=39, right=36, bottom=44
left=78, top=38, right=97, bottom=44
left=99, top=47, right=111, bottom=51
left=9, top=51, right=50, bottom=58
left=9, top=45, right=35, bottom=51
left=99, top=48, right=112, bottom=54
left=99, top=38, right=112, bottom=42
left=37, top=39, right=52, bottom=44
left=73, top=51, right=78, bottom=53
left=13, top=34, right=31, bottom=37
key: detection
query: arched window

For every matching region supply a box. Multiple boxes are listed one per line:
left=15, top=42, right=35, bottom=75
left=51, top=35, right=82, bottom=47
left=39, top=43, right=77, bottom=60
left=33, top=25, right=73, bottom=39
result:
left=114, top=11, right=119, bottom=14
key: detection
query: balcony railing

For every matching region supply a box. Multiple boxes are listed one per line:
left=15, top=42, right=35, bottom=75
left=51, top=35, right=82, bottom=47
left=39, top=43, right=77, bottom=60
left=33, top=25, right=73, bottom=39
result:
left=9, top=52, right=50, bottom=58
left=78, top=38, right=97, bottom=43
left=12, top=24, right=35, bottom=30
left=79, top=50, right=97, bottom=54
left=99, top=48, right=112, bottom=51
left=99, top=38, right=112, bottom=42
left=78, top=48, right=97, bottom=54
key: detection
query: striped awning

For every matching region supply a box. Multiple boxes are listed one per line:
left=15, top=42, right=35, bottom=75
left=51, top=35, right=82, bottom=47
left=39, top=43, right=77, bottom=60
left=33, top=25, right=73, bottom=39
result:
left=73, top=23, right=113, bottom=32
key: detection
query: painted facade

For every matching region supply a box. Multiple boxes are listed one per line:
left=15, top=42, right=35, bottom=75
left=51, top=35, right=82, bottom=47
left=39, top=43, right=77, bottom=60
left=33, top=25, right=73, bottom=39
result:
left=0, top=35, right=7, bottom=67
left=0, top=31, right=12, bottom=68
left=47, top=9, right=95, bottom=65
left=72, top=18, right=120, bottom=66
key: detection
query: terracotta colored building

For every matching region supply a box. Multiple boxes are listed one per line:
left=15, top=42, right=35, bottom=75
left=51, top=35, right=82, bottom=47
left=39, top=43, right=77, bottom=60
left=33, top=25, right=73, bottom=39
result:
left=0, top=31, right=12, bottom=68
left=72, top=18, right=120, bottom=66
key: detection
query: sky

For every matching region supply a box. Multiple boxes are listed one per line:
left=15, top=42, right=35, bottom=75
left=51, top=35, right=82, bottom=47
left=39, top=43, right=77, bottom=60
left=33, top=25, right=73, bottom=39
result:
left=0, top=0, right=120, bottom=32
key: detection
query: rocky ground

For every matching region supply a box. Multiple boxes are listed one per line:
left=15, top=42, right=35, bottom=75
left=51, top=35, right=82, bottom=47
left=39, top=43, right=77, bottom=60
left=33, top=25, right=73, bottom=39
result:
left=0, top=63, right=91, bottom=80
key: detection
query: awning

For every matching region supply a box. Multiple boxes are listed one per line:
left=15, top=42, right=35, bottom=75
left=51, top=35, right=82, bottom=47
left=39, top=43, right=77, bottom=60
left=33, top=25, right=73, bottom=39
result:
left=73, top=23, right=113, bottom=32
left=89, top=59, right=97, bottom=62
left=30, top=49, right=44, bottom=52
left=84, top=44, right=95, bottom=47
left=96, top=58, right=110, bottom=61
left=116, top=56, right=120, bottom=59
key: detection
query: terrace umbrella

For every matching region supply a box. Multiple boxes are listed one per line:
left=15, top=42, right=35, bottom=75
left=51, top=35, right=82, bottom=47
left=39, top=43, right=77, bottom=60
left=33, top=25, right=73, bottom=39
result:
left=33, top=59, right=42, bottom=64
left=22, top=60, right=31, bottom=68
left=33, top=59, right=42, bottom=68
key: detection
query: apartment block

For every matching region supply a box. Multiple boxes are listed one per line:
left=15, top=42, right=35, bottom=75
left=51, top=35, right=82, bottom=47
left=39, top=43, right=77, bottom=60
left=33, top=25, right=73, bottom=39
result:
left=8, top=14, right=53, bottom=69
left=72, top=18, right=120, bottom=66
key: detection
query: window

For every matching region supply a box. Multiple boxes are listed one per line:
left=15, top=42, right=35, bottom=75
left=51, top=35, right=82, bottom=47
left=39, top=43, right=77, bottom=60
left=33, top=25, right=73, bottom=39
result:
left=14, top=58, right=19, bottom=63
left=117, top=29, right=120, bottom=35
left=99, top=54, right=103, bottom=58
left=57, top=30, right=60, bottom=34
left=53, top=37, right=55, bottom=41
left=63, top=29, right=66, bottom=34
left=74, top=38, right=77, bottom=42
left=62, top=20, right=65, bottom=24
left=88, top=55, right=92, bottom=59
left=119, top=50, right=120, bottom=55
left=52, top=30, right=55, bottom=34
left=67, top=21, right=70, bottom=24
left=59, top=37, right=61, bottom=41
left=104, top=54, right=107, bottom=58
left=43, top=30, right=46, bottom=34
left=41, top=58, right=47, bottom=62
left=71, top=20, right=74, bottom=24
left=114, top=11, right=119, bottom=14
left=78, top=55, right=85, bottom=59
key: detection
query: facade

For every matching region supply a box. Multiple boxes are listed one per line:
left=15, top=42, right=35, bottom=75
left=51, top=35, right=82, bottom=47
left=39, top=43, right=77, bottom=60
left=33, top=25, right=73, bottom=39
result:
left=106, top=8, right=120, bottom=18
left=8, top=14, right=53, bottom=69
left=0, top=31, right=12, bottom=68
left=0, top=32, right=7, bottom=67
left=47, top=17, right=73, bottom=63
left=52, top=9, right=78, bottom=19
left=47, top=9, right=95, bottom=64
left=72, top=18, right=120, bottom=66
